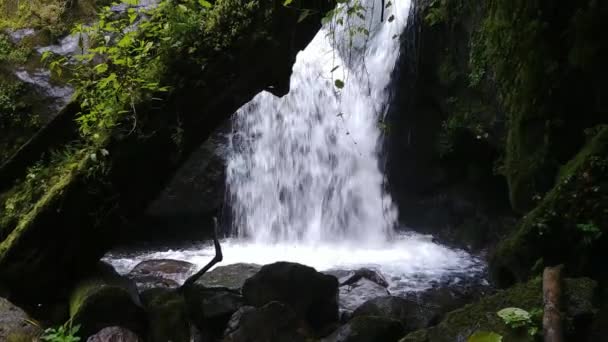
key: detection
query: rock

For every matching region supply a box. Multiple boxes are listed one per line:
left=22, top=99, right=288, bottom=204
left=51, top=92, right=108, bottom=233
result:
left=224, top=301, right=307, bottom=342
left=196, top=263, right=261, bottom=291
left=184, top=285, right=244, bottom=338
left=339, top=278, right=390, bottom=313
left=141, top=288, right=193, bottom=342
left=400, top=277, right=598, bottom=342
left=338, top=268, right=389, bottom=288
left=322, top=315, right=405, bottom=342
left=0, top=297, right=42, bottom=341
left=224, top=306, right=255, bottom=337
left=87, top=326, right=141, bottom=342
left=352, top=296, right=439, bottom=333
left=69, top=264, right=146, bottom=339
left=128, top=259, right=195, bottom=291
left=242, top=262, right=339, bottom=331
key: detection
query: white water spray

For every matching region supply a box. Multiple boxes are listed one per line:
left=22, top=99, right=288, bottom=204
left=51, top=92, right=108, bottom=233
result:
left=226, top=0, right=409, bottom=245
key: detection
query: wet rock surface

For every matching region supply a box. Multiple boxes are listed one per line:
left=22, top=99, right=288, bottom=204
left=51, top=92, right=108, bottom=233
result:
left=352, top=296, right=439, bottom=334
left=87, top=326, right=141, bottom=342
left=0, top=297, right=42, bottom=341
left=128, top=259, right=195, bottom=291
left=196, top=263, right=261, bottom=291
left=243, top=262, right=339, bottom=331
left=322, top=315, right=405, bottom=342
left=224, top=301, right=307, bottom=342
left=339, top=278, right=390, bottom=313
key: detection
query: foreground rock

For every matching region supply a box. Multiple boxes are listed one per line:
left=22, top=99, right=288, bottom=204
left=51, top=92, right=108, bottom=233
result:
left=184, top=285, right=244, bottom=338
left=322, top=316, right=405, bottom=342
left=224, top=301, right=307, bottom=342
left=128, top=259, right=195, bottom=291
left=0, top=297, right=42, bottom=341
left=339, top=278, right=390, bottom=314
left=141, top=288, right=196, bottom=342
left=400, top=277, right=598, bottom=342
left=195, top=263, right=261, bottom=291
left=352, top=296, right=439, bottom=333
left=69, top=264, right=145, bottom=338
left=243, top=262, right=339, bottom=332
left=87, top=326, right=141, bottom=342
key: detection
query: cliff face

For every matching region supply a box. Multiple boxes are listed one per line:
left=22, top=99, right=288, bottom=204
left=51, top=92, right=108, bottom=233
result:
left=0, top=0, right=333, bottom=304
left=387, top=0, right=608, bottom=281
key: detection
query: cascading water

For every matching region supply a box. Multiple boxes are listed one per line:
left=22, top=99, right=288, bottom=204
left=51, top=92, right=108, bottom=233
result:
left=106, top=0, right=486, bottom=294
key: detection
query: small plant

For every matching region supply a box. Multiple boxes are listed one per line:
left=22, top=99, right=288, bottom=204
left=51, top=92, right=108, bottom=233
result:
left=497, top=307, right=539, bottom=336
left=41, top=322, right=81, bottom=342
left=576, top=222, right=602, bottom=245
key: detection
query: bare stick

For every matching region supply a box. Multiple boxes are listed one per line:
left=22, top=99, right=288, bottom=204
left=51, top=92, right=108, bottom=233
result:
left=543, top=265, right=563, bottom=342
left=179, top=217, right=223, bottom=291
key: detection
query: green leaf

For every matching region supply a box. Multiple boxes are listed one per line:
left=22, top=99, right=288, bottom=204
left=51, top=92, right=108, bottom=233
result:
left=283, top=0, right=293, bottom=6
left=467, top=331, right=503, bottom=342
left=334, top=79, right=345, bottom=89
left=497, top=307, right=532, bottom=328
left=198, top=0, right=213, bottom=8
left=298, top=10, right=311, bottom=23
left=94, top=63, right=108, bottom=74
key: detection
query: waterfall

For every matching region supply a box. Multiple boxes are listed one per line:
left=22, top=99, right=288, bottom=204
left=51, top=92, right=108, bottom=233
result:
left=226, top=0, right=411, bottom=245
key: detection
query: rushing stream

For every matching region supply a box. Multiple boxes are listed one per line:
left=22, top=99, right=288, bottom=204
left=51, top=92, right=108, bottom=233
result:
left=106, top=0, right=486, bottom=294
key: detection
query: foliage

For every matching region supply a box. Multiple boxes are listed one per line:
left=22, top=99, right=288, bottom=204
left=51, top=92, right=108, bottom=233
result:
left=576, top=222, right=602, bottom=245
left=424, top=0, right=448, bottom=26
left=467, top=331, right=503, bottom=342
left=497, top=307, right=540, bottom=336
left=41, top=322, right=81, bottom=342
left=0, top=34, right=30, bottom=64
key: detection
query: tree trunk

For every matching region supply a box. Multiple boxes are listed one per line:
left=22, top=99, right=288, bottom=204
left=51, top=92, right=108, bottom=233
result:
left=543, top=265, right=563, bottom=342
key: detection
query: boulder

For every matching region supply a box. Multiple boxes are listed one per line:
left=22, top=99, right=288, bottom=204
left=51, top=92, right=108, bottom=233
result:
left=184, top=285, right=244, bottom=338
left=0, top=297, right=42, bottom=341
left=223, top=306, right=255, bottom=337
left=87, top=326, right=141, bottom=342
left=339, top=278, right=390, bottom=313
left=224, top=301, right=307, bottom=342
left=196, top=263, right=261, bottom=291
left=352, top=296, right=439, bottom=333
left=141, top=288, right=193, bottom=342
left=400, top=277, right=598, bottom=342
left=321, top=315, right=405, bottom=342
left=128, top=259, right=195, bottom=291
left=338, top=268, right=389, bottom=288
left=69, top=264, right=146, bottom=339
left=242, top=262, right=339, bottom=331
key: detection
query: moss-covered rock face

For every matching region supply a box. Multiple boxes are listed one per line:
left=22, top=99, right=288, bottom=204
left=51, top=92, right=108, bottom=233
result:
left=0, top=0, right=333, bottom=306
left=491, top=127, right=608, bottom=285
left=141, top=288, right=192, bottom=342
left=69, top=263, right=146, bottom=339
left=400, top=277, right=598, bottom=342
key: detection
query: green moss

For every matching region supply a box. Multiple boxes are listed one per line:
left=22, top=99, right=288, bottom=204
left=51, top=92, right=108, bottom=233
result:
left=401, top=278, right=597, bottom=342
left=142, top=289, right=192, bottom=342
left=491, top=127, right=608, bottom=284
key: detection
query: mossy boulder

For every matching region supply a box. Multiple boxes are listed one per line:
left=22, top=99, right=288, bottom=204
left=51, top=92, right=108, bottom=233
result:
left=69, top=263, right=146, bottom=339
left=195, top=263, right=261, bottom=292
left=491, top=127, right=608, bottom=285
left=141, top=288, right=194, bottom=342
left=399, top=277, right=598, bottom=342
left=0, top=297, right=42, bottom=342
